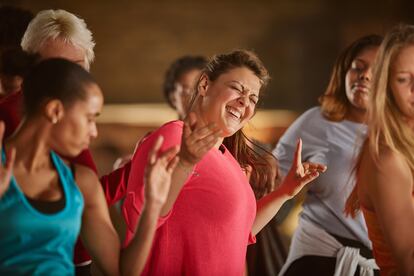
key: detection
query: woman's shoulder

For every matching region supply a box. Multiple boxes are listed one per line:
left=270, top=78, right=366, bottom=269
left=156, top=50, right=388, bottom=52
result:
left=362, top=144, right=411, bottom=185
left=291, top=107, right=326, bottom=129
left=143, top=120, right=183, bottom=142
left=72, top=164, right=101, bottom=197
left=279, top=107, right=325, bottom=140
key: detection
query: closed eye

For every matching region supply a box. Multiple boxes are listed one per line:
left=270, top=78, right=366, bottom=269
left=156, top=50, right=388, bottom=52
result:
left=230, top=85, right=243, bottom=93
left=250, top=97, right=258, bottom=105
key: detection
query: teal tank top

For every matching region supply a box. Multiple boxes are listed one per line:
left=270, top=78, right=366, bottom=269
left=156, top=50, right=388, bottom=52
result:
left=0, top=151, right=84, bottom=275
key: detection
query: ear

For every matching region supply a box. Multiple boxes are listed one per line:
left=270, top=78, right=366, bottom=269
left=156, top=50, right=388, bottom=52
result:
left=197, top=74, right=209, bottom=97
left=44, top=99, right=65, bottom=124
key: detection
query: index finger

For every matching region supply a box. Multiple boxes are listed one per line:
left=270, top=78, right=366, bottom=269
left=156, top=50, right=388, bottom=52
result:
left=293, top=138, right=302, bottom=168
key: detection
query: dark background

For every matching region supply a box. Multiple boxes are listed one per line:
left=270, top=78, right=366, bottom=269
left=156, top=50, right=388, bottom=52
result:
left=4, top=0, right=414, bottom=112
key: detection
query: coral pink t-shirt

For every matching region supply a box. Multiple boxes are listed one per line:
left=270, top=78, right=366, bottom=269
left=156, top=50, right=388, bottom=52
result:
left=122, top=120, right=257, bottom=275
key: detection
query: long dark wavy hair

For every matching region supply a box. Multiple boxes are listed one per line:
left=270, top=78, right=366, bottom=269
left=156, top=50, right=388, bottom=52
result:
left=188, top=49, right=279, bottom=198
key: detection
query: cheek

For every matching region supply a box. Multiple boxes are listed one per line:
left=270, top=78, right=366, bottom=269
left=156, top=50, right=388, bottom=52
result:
left=61, top=116, right=89, bottom=138
left=345, top=71, right=354, bottom=93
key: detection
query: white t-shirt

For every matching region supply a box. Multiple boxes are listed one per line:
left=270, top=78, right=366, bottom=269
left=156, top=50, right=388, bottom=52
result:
left=273, top=106, right=371, bottom=248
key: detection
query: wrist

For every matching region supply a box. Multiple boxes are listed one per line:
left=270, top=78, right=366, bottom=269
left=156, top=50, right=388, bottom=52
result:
left=143, top=200, right=164, bottom=214
left=177, top=159, right=195, bottom=172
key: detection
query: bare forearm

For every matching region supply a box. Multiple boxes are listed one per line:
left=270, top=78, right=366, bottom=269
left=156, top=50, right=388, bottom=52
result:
left=81, top=219, right=121, bottom=276
left=252, top=188, right=291, bottom=236
left=160, top=161, right=193, bottom=216
left=121, top=202, right=162, bottom=276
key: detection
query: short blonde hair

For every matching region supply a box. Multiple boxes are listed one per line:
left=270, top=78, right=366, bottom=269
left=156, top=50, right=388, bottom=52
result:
left=21, top=9, right=95, bottom=70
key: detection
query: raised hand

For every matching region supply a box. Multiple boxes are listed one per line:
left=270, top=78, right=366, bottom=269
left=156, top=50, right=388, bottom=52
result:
left=0, top=121, right=15, bottom=198
left=179, top=112, right=222, bottom=167
left=144, top=135, right=180, bottom=207
left=279, top=138, right=326, bottom=198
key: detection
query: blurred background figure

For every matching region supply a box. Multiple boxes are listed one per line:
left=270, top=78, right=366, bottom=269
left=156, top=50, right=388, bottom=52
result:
left=163, top=55, right=207, bottom=119
left=0, top=5, right=33, bottom=97
left=0, top=48, right=38, bottom=97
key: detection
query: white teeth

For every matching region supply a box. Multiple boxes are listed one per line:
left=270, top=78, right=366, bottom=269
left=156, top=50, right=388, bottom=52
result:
left=226, top=106, right=242, bottom=119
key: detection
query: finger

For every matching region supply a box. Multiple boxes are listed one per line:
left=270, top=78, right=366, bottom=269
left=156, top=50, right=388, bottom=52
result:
left=148, top=136, right=164, bottom=165
left=167, top=156, right=180, bottom=173
left=190, top=125, right=218, bottom=142
left=185, top=124, right=219, bottom=148
left=300, top=171, right=320, bottom=185
left=195, top=136, right=221, bottom=155
left=303, top=162, right=327, bottom=173
left=293, top=138, right=302, bottom=168
left=188, top=112, right=198, bottom=130
left=193, top=129, right=222, bottom=149
left=182, top=118, right=192, bottom=139
left=158, top=145, right=180, bottom=165
left=0, top=121, right=4, bottom=166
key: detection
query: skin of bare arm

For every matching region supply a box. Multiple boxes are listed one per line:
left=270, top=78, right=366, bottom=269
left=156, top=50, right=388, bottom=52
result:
left=253, top=139, right=326, bottom=236
left=75, top=165, right=121, bottom=276
left=357, top=144, right=414, bottom=276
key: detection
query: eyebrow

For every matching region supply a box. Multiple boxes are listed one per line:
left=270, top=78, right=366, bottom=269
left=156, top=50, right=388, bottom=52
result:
left=228, top=80, right=259, bottom=96
left=353, top=58, right=367, bottom=64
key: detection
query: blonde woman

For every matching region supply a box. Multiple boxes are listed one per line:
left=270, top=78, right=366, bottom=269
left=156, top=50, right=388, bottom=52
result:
left=346, top=24, right=414, bottom=276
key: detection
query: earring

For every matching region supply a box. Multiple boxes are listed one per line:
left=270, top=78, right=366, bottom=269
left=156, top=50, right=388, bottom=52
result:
left=51, top=117, right=58, bottom=124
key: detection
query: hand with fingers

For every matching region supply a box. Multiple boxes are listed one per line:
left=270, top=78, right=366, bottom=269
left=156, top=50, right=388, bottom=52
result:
left=0, top=121, right=16, bottom=199
left=144, top=135, right=180, bottom=207
left=279, top=138, right=327, bottom=198
left=179, top=112, right=222, bottom=168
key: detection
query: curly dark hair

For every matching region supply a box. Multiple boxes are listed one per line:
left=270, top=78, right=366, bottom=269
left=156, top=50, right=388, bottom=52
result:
left=163, top=55, right=207, bottom=108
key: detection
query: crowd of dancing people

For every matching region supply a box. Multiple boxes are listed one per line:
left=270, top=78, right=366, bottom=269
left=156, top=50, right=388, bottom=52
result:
left=0, top=5, right=413, bottom=276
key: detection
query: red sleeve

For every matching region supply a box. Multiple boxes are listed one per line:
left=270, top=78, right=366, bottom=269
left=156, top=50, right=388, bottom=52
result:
left=122, top=120, right=183, bottom=245
left=99, top=160, right=131, bottom=206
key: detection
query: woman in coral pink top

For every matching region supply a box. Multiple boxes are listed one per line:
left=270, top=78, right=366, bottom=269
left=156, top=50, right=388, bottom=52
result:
left=346, top=24, right=414, bottom=276
left=122, top=50, right=327, bottom=275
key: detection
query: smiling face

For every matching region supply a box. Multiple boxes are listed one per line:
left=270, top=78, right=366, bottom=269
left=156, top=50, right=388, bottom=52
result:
left=197, top=67, right=261, bottom=137
left=390, top=45, right=414, bottom=124
left=345, top=46, right=379, bottom=113
left=50, top=83, right=103, bottom=157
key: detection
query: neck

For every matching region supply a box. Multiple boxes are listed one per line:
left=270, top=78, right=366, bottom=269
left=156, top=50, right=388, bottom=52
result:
left=344, top=108, right=367, bottom=124
left=6, top=117, right=52, bottom=172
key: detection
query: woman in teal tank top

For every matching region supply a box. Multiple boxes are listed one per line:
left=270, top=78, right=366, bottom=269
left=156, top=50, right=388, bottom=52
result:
left=0, top=58, right=180, bottom=275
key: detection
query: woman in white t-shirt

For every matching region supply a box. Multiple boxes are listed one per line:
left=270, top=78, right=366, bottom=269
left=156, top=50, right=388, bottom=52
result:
left=274, top=34, right=382, bottom=276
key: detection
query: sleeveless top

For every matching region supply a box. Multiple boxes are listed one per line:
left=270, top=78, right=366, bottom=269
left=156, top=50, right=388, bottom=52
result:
left=361, top=197, right=413, bottom=276
left=0, top=150, right=84, bottom=276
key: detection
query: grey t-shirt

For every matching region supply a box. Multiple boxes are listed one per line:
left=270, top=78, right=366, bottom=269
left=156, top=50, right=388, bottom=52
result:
left=273, top=106, right=371, bottom=248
